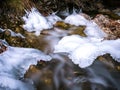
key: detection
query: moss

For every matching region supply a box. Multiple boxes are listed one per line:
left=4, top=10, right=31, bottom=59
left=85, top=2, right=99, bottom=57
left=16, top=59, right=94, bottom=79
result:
left=54, top=21, right=72, bottom=30
left=69, top=26, right=86, bottom=37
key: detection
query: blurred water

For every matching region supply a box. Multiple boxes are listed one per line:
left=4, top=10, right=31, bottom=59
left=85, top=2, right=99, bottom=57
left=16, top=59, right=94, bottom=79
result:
left=86, top=60, right=120, bottom=90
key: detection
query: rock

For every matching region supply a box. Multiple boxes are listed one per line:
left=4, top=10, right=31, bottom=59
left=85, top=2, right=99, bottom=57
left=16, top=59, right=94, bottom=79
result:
left=68, top=26, right=86, bottom=37
left=54, top=21, right=72, bottom=30
left=97, top=54, right=116, bottom=69
left=25, top=33, right=52, bottom=53
left=24, top=55, right=89, bottom=90
left=97, top=54, right=120, bottom=71
left=93, top=14, right=120, bottom=39
left=0, top=40, right=7, bottom=54
left=0, top=0, right=119, bottom=34
left=24, top=60, right=57, bottom=90
left=0, top=29, right=31, bottom=47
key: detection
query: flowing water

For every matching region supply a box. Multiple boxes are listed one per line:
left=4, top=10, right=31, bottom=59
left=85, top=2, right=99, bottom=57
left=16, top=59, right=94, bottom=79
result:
left=0, top=6, right=120, bottom=90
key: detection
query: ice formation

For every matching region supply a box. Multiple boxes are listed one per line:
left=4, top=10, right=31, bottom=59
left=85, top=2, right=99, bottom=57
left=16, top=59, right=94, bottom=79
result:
left=0, top=42, right=51, bottom=89
left=23, top=8, right=61, bottom=36
left=64, top=14, right=107, bottom=38
left=54, top=13, right=120, bottom=68
left=54, top=35, right=120, bottom=68
left=0, top=28, right=25, bottom=38
left=64, top=14, right=89, bottom=26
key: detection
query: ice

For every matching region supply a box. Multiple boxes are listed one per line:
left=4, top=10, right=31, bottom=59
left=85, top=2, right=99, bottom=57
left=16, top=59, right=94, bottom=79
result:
left=100, top=39, right=120, bottom=61
left=0, top=44, right=51, bottom=89
left=47, top=13, right=62, bottom=25
left=23, top=8, right=51, bottom=35
left=23, top=8, right=61, bottom=36
left=64, top=13, right=107, bottom=38
left=0, top=76, right=34, bottom=90
left=22, top=8, right=106, bottom=37
left=54, top=13, right=112, bottom=68
left=54, top=35, right=89, bottom=53
left=64, top=14, right=89, bottom=26
left=69, top=43, right=99, bottom=68
left=0, top=46, right=51, bottom=75
left=84, top=22, right=107, bottom=38
left=54, top=35, right=120, bottom=68
left=0, top=28, right=25, bottom=38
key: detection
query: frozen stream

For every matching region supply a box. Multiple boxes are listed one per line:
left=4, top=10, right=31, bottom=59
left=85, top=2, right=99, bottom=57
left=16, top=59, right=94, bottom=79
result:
left=0, top=8, right=120, bottom=90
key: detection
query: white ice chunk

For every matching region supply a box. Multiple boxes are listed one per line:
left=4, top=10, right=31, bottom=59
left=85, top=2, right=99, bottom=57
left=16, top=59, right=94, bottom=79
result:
left=54, top=35, right=88, bottom=53
left=54, top=35, right=120, bottom=68
left=0, top=76, right=34, bottom=90
left=0, top=46, right=51, bottom=74
left=22, top=8, right=61, bottom=36
left=23, top=8, right=52, bottom=35
left=64, top=14, right=89, bottom=26
left=64, top=14, right=107, bottom=38
left=69, top=43, right=99, bottom=68
left=100, top=39, right=120, bottom=61
left=84, top=22, right=107, bottom=38
left=0, top=46, right=51, bottom=89
left=47, top=13, right=62, bottom=25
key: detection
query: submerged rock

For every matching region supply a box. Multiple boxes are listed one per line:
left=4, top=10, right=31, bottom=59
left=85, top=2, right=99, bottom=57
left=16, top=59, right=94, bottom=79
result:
left=24, top=55, right=90, bottom=90
left=54, top=21, right=86, bottom=36
left=24, top=53, right=120, bottom=90
left=24, top=60, right=56, bottom=90
left=97, top=54, right=117, bottom=70
left=68, top=26, right=86, bottom=37
left=54, top=21, right=72, bottom=30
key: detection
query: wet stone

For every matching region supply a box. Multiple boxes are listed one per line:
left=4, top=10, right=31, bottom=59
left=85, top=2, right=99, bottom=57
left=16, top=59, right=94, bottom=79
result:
left=68, top=26, right=86, bottom=37
left=24, top=56, right=89, bottom=90
left=0, top=40, right=7, bottom=54
left=4, top=30, right=11, bottom=37
left=54, top=21, right=72, bottom=30
left=97, top=54, right=120, bottom=71
left=0, top=28, right=31, bottom=48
